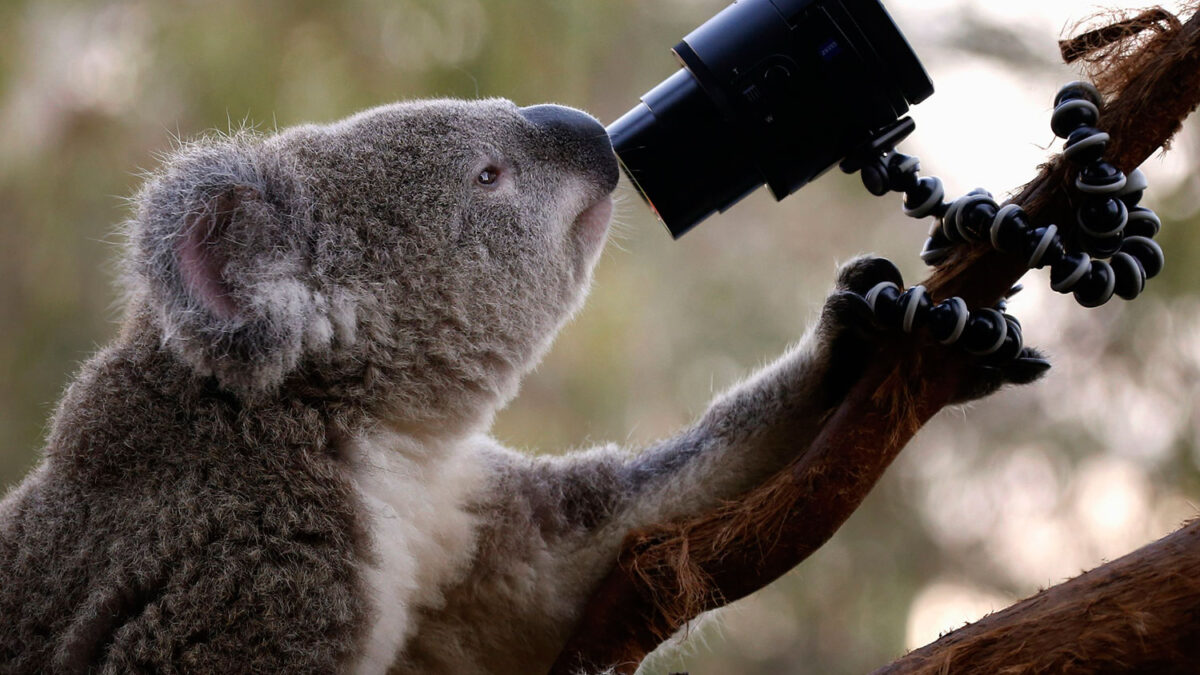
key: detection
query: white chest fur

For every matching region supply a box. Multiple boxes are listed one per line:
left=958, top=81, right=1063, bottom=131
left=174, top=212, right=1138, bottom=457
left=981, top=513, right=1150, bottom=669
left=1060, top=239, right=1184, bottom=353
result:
left=346, top=428, right=488, bottom=674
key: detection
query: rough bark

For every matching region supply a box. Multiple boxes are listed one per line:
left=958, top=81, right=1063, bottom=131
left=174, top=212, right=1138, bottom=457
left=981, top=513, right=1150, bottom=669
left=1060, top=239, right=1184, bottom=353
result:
left=550, top=5, right=1200, bottom=675
left=873, top=520, right=1200, bottom=675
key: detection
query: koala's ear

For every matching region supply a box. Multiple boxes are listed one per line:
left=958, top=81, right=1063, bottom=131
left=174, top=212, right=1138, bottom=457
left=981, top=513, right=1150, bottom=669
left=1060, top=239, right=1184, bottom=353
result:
left=133, top=142, right=339, bottom=397
left=176, top=184, right=262, bottom=322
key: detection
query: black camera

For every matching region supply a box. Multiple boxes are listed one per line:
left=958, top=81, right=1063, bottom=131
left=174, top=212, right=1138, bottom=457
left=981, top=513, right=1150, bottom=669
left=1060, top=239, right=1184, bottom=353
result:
left=607, top=0, right=933, bottom=238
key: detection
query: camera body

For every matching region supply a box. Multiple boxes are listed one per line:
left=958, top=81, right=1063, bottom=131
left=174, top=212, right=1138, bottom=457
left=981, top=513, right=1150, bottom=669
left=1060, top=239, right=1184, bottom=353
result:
left=608, top=0, right=933, bottom=238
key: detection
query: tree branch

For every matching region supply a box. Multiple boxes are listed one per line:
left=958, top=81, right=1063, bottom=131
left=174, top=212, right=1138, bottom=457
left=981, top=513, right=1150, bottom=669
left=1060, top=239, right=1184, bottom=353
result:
left=872, top=520, right=1200, bottom=674
left=550, top=5, right=1200, bottom=674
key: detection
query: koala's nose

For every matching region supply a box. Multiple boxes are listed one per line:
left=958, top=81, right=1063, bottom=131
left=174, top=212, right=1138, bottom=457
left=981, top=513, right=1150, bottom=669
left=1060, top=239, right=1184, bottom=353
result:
left=520, top=104, right=606, bottom=141
left=520, top=104, right=619, bottom=192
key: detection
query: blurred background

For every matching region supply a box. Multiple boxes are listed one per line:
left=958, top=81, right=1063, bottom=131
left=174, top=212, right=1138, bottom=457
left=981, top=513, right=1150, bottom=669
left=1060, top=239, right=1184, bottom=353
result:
left=1, top=0, right=1198, bottom=672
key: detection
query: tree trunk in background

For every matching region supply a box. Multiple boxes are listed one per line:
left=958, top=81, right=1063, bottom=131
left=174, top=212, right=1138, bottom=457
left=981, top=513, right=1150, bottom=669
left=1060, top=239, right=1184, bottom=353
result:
left=874, top=520, right=1200, bottom=674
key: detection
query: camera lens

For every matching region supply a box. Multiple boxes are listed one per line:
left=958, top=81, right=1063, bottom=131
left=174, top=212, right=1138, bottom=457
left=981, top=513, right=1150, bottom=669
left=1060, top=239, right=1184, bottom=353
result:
left=608, top=0, right=933, bottom=238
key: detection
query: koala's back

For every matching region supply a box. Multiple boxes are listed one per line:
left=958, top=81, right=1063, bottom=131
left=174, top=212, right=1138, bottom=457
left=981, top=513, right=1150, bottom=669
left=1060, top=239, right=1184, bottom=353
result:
left=0, top=327, right=368, bottom=673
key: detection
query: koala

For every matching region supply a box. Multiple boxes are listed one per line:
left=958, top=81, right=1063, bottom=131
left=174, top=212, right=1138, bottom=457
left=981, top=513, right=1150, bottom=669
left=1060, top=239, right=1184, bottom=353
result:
left=0, top=98, right=1040, bottom=674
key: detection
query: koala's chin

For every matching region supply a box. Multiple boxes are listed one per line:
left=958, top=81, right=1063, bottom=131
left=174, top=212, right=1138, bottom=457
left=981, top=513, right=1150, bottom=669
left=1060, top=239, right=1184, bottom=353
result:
left=572, top=193, right=615, bottom=259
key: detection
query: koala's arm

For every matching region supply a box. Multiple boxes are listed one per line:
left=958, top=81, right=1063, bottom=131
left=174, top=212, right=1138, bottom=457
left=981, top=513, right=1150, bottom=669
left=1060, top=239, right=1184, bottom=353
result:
left=448, top=338, right=853, bottom=666
left=533, top=256, right=1041, bottom=545
left=501, top=258, right=895, bottom=590
left=599, top=257, right=895, bottom=529
left=615, top=324, right=849, bottom=526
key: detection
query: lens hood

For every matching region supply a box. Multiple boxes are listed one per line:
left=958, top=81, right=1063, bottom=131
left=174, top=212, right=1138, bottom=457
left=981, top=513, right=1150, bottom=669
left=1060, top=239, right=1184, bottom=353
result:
left=608, top=0, right=932, bottom=237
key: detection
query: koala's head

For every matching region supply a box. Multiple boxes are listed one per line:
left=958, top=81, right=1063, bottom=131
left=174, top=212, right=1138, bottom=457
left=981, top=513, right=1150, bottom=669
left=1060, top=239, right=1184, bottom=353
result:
left=127, top=98, right=619, bottom=426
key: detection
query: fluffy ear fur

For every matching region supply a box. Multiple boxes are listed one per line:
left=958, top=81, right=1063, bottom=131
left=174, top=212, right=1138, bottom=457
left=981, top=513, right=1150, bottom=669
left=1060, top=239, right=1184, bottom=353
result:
left=176, top=185, right=258, bottom=322
left=130, top=138, right=338, bottom=398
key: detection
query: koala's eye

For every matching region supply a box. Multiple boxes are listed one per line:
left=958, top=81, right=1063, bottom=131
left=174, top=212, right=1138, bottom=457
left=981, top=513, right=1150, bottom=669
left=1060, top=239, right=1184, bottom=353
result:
left=477, top=166, right=501, bottom=186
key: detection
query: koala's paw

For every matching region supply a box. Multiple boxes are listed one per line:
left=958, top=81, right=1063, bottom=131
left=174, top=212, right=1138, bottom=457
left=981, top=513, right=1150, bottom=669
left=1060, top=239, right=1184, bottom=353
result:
left=835, top=255, right=905, bottom=296
left=819, top=255, right=1052, bottom=406
left=819, top=256, right=905, bottom=404
left=820, top=255, right=905, bottom=337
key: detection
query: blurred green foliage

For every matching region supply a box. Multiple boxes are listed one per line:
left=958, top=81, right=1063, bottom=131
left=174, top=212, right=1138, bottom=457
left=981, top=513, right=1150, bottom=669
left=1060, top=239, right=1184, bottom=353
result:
left=1, top=1, right=1198, bottom=673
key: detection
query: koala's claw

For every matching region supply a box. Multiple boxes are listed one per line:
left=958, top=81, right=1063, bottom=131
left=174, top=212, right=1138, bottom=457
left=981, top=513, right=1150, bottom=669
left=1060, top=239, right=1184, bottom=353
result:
left=953, top=347, right=1051, bottom=402
left=1003, top=347, right=1052, bottom=384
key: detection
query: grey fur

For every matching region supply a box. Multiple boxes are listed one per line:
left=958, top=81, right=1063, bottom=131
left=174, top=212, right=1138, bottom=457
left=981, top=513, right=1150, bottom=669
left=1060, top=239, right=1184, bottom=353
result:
left=0, top=98, right=1025, bottom=674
